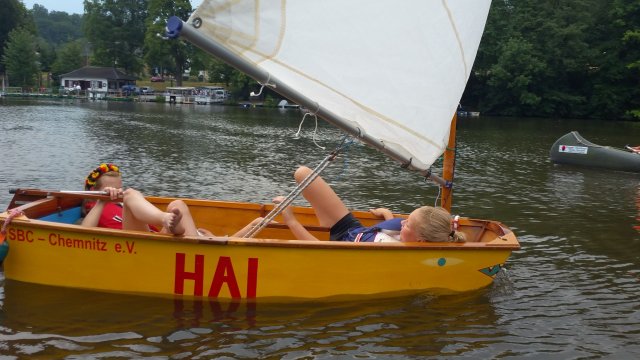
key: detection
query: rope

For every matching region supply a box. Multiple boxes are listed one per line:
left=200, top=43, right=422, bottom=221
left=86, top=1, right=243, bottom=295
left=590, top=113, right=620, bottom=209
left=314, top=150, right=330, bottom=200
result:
left=332, top=136, right=356, bottom=183
left=1, top=208, right=24, bottom=235
left=250, top=73, right=275, bottom=97
left=434, top=184, right=442, bottom=207
left=294, top=103, right=324, bottom=149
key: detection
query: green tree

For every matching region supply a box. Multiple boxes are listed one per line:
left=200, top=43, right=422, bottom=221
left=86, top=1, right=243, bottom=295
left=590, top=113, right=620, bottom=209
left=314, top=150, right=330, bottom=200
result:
left=472, top=0, right=597, bottom=117
left=31, top=4, right=84, bottom=46
left=83, top=0, right=148, bottom=74
left=624, top=25, right=640, bottom=119
left=0, top=0, right=34, bottom=74
left=36, top=37, right=56, bottom=72
left=207, top=58, right=236, bottom=85
left=2, top=27, right=39, bottom=87
left=482, top=36, right=546, bottom=116
left=581, top=0, right=640, bottom=120
left=144, top=0, right=193, bottom=86
left=611, top=0, right=640, bottom=119
left=51, top=40, right=85, bottom=85
left=228, top=70, right=253, bottom=100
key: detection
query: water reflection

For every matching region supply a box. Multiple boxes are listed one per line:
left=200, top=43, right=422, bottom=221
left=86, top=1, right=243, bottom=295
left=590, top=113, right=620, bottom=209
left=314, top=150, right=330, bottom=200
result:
left=1, top=278, right=505, bottom=358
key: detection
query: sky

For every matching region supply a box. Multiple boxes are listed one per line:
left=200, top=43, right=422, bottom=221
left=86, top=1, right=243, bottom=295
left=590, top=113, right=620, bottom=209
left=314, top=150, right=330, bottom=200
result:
left=21, top=0, right=203, bottom=15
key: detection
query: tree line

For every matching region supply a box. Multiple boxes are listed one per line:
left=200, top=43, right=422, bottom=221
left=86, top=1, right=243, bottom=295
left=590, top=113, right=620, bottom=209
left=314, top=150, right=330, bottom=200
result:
left=0, top=0, right=244, bottom=92
left=468, top=0, right=639, bottom=120
left=1, top=0, right=638, bottom=120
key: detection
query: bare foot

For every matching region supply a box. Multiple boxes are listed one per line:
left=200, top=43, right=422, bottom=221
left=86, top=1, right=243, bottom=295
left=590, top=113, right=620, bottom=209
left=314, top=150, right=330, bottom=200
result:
left=273, top=196, right=295, bottom=222
left=163, top=208, right=185, bottom=235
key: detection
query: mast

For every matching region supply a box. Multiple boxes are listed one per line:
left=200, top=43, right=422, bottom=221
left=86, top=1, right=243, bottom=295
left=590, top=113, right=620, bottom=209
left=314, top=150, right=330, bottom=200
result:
left=165, top=16, right=447, bottom=188
left=440, top=114, right=458, bottom=212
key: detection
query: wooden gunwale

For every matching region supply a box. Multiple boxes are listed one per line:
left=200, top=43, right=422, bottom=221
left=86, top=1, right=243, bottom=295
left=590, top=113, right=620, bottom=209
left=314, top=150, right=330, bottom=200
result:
left=2, top=189, right=520, bottom=251
left=2, top=216, right=518, bottom=251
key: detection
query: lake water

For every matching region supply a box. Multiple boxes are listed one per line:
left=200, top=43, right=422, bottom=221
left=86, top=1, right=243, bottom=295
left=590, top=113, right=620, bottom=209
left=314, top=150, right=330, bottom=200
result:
left=1, top=98, right=639, bottom=358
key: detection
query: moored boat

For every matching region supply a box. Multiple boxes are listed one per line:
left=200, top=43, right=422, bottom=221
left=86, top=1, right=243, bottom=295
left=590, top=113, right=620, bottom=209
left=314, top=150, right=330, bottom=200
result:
left=550, top=131, right=640, bottom=173
left=194, top=86, right=228, bottom=104
left=165, top=86, right=196, bottom=104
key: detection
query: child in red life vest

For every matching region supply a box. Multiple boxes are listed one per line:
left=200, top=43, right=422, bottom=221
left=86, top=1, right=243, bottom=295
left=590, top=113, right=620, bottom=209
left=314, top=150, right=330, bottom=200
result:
left=81, top=163, right=265, bottom=237
left=81, top=163, right=193, bottom=234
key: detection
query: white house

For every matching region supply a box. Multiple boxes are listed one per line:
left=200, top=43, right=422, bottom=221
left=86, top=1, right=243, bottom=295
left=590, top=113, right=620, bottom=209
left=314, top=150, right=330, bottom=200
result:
left=59, top=66, right=137, bottom=99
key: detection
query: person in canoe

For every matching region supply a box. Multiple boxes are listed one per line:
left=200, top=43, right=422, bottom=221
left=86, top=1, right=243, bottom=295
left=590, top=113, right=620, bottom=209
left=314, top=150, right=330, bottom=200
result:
left=80, top=163, right=263, bottom=236
left=625, top=145, right=640, bottom=154
left=274, top=166, right=466, bottom=243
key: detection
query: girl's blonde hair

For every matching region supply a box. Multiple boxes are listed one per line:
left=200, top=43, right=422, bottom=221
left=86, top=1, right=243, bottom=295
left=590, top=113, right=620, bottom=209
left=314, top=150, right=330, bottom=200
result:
left=95, top=171, right=121, bottom=189
left=413, top=206, right=466, bottom=243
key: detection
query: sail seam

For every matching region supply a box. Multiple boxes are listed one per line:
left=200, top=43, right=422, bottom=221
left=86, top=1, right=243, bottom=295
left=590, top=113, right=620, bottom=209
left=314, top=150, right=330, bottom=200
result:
left=442, top=0, right=468, bottom=79
left=224, top=41, right=439, bottom=149
left=260, top=58, right=439, bottom=148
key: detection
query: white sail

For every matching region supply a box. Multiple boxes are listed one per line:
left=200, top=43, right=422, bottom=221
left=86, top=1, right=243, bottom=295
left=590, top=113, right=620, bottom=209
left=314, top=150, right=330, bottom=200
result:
left=189, top=0, right=491, bottom=169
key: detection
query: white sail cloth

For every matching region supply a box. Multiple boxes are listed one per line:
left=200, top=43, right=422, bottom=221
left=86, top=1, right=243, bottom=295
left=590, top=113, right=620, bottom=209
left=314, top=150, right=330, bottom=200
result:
left=190, top=0, right=491, bottom=170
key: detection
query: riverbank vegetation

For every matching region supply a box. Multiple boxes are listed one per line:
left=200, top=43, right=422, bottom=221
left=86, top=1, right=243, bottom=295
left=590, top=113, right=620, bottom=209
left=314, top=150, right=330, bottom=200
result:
left=1, top=0, right=638, bottom=120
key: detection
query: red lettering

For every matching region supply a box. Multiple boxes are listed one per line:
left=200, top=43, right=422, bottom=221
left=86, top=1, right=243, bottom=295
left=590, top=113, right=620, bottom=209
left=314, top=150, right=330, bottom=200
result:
left=246, top=258, right=258, bottom=299
left=208, top=256, right=241, bottom=298
left=10, top=229, right=34, bottom=242
left=174, top=253, right=204, bottom=296
left=174, top=254, right=259, bottom=299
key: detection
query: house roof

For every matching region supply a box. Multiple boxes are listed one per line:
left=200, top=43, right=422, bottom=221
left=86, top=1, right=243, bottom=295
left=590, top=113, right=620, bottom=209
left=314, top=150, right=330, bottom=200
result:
left=60, top=66, right=137, bottom=81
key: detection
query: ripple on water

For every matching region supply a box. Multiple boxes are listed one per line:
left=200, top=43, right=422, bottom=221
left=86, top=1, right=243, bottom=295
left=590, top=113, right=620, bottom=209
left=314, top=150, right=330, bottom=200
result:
left=0, top=103, right=639, bottom=358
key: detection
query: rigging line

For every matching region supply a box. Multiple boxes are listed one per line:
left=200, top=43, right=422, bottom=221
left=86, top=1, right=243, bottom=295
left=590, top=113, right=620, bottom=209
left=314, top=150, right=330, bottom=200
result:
left=422, top=174, right=441, bottom=207
left=249, top=73, right=274, bottom=97
left=294, top=105, right=325, bottom=150
left=244, top=138, right=350, bottom=238
left=332, top=136, right=356, bottom=183
left=294, top=113, right=326, bottom=150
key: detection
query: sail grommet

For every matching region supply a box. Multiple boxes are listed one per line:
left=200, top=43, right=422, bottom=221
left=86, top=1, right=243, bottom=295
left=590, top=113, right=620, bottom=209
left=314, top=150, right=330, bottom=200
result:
left=192, top=17, right=202, bottom=28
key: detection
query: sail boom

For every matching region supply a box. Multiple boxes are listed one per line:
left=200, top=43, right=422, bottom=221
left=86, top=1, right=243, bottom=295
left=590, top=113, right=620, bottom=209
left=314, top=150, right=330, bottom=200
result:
left=166, top=16, right=446, bottom=182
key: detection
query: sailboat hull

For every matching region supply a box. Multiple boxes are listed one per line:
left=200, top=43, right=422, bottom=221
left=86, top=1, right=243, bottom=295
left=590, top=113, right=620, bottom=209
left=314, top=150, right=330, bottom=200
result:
left=1, top=190, right=519, bottom=300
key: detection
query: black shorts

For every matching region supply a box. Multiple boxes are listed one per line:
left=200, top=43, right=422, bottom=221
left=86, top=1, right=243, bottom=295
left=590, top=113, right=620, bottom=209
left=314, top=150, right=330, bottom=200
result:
left=330, top=213, right=362, bottom=241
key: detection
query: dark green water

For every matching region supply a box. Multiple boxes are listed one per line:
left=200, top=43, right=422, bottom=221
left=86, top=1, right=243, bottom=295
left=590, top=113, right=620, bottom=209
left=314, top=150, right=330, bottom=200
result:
left=1, top=98, right=639, bottom=358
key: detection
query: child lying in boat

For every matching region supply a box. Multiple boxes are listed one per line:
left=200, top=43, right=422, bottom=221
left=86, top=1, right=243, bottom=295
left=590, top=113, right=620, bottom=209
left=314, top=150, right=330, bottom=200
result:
left=274, top=166, right=466, bottom=243
left=80, top=163, right=262, bottom=237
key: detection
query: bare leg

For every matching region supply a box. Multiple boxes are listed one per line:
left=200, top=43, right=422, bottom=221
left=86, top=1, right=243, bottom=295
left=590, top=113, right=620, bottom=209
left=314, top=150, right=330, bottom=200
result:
left=273, top=195, right=318, bottom=240
left=294, top=166, right=350, bottom=228
left=121, top=189, right=192, bottom=235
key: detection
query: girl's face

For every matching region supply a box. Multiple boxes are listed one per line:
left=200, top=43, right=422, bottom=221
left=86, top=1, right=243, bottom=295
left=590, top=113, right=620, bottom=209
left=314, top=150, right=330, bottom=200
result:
left=96, top=175, right=122, bottom=190
left=400, top=210, right=420, bottom=242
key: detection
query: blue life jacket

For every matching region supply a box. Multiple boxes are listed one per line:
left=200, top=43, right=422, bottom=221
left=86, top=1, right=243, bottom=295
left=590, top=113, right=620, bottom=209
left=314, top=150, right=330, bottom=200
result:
left=346, top=218, right=403, bottom=242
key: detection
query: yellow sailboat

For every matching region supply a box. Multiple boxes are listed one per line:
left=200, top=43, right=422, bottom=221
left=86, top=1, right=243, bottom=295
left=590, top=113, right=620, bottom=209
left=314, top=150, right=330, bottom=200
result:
left=0, top=0, right=519, bottom=300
